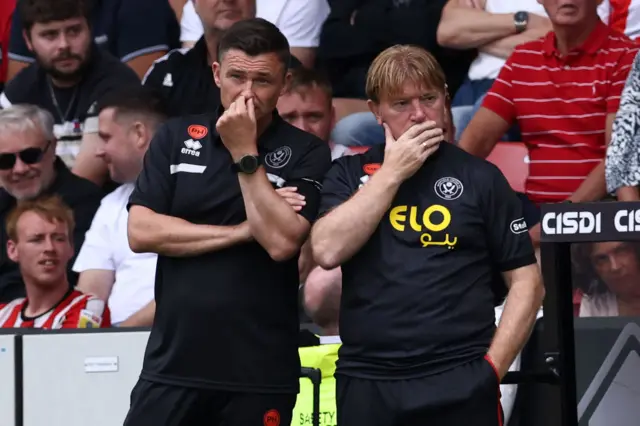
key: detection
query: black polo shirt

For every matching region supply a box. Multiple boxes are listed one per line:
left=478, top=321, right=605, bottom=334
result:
left=0, top=158, right=103, bottom=304
left=319, top=142, right=537, bottom=379
left=143, top=37, right=302, bottom=117
left=129, top=109, right=331, bottom=392
left=0, top=47, right=139, bottom=168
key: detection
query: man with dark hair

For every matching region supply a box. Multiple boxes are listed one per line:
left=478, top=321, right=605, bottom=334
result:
left=124, top=18, right=331, bottom=426
left=0, top=0, right=141, bottom=188
left=72, top=86, right=167, bottom=328
left=7, top=0, right=179, bottom=81
left=143, top=0, right=300, bottom=117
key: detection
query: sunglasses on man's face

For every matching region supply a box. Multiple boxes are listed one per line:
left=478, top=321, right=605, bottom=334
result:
left=0, top=140, right=52, bottom=170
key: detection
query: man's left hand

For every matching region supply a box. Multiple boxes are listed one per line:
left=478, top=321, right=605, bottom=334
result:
left=216, top=95, right=258, bottom=160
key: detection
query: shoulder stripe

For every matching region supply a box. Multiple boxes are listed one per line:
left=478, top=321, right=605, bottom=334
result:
left=141, top=47, right=191, bottom=84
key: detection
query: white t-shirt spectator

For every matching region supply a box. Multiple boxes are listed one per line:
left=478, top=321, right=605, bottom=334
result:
left=180, top=0, right=330, bottom=48
left=73, top=183, right=157, bottom=324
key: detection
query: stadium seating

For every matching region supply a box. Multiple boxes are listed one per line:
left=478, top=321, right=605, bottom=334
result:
left=486, top=142, right=528, bottom=193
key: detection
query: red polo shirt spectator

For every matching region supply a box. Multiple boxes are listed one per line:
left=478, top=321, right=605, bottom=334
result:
left=461, top=20, right=638, bottom=206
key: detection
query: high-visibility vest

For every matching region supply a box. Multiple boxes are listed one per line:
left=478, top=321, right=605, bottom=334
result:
left=292, top=337, right=340, bottom=426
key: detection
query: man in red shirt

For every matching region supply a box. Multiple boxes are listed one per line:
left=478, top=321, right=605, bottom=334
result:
left=459, top=0, right=638, bottom=244
left=0, top=195, right=110, bottom=328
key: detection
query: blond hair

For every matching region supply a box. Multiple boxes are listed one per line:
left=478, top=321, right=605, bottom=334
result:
left=6, top=195, right=75, bottom=242
left=366, top=45, right=447, bottom=103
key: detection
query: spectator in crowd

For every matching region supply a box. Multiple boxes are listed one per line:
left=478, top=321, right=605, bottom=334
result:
left=0, top=0, right=16, bottom=91
left=321, top=0, right=476, bottom=148
left=124, top=19, right=331, bottom=426
left=180, top=0, right=330, bottom=69
left=437, top=0, right=551, bottom=141
left=277, top=67, right=357, bottom=160
left=7, top=0, right=180, bottom=81
left=599, top=0, right=640, bottom=39
left=459, top=0, right=639, bottom=246
left=0, top=195, right=110, bottom=328
left=0, top=0, right=141, bottom=188
left=0, top=105, right=102, bottom=304
left=72, top=87, right=168, bottom=328
left=311, top=44, right=543, bottom=426
left=574, top=241, right=640, bottom=317
left=144, top=0, right=302, bottom=117
left=606, top=51, right=640, bottom=201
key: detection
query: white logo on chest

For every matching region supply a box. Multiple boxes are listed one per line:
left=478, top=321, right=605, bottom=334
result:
left=181, top=139, right=202, bottom=157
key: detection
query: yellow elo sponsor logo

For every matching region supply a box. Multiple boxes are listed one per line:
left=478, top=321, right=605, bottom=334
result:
left=389, top=204, right=457, bottom=249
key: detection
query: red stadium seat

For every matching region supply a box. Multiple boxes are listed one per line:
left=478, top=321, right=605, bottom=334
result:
left=486, top=142, right=528, bottom=193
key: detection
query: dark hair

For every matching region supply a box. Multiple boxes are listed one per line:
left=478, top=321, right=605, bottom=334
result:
left=217, top=18, right=290, bottom=70
left=19, top=0, right=92, bottom=34
left=283, top=68, right=333, bottom=101
left=572, top=241, right=640, bottom=295
left=97, top=86, right=169, bottom=127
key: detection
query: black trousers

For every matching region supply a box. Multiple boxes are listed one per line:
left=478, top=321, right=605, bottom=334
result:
left=337, top=356, right=503, bottom=426
left=123, top=379, right=296, bottom=426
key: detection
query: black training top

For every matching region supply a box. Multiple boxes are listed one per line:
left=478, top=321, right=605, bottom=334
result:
left=143, top=36, right=302, bottom=117
left=319, top=142, right=537, bottom=379
left=129, top=109, right=332, bottom=392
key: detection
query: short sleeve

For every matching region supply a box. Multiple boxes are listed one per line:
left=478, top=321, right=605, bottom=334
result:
left=8, top=10, right=34, bottom=63
left=318, top=158, right=357, bottom=218
left=607, top=46, right=640, bottom=113
left=180, top=0, right=204, bottom=43
left=480, top=165, right=537, bottom=272
left=284, top=142, right=332, bottom=223
left=72, top=202, right=116, bottom=273
left=275, top=0, right=331, bottom=48
left=115, top=0, right=178, bottom=62
left=62, top=296, right=111, bottom=328
left=481, top=54, right=517, bottom=124
left=128, top=123, right=175, bottom=214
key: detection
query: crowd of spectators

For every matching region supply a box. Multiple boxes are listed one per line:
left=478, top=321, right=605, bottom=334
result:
left=1, top=0, right=640, bottom=423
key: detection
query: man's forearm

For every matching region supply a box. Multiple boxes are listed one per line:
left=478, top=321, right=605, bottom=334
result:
left=128, top=206, right=251, bottom=257
left=238, top=169, right=309, bottom=261
left=438, top=7, right=516, bottom=49
left=480, top=28, right=549, bottom=59
left=616, top=186, right=640, bottom=201
left=567, top=161, right=607, bottom=203
left=311, top=168, right=402, bottom=269
left=488, top=277, right=544, bottom=377
left=119, top=300, right=156, bottom=327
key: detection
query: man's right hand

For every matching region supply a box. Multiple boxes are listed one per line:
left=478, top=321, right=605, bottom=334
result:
left=381, top=121, right=443, bottom=183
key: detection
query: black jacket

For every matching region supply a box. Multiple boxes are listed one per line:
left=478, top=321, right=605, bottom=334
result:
left=0, top=158, right=103, bottom=303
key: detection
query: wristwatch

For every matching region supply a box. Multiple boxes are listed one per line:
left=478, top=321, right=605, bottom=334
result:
left=514, top=11, right=529, bottom=33
left=232, top=154, right=261, bottom=174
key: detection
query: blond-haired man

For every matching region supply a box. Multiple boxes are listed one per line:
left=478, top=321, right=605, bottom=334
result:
left=310, top=45, right=544, bottom=426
